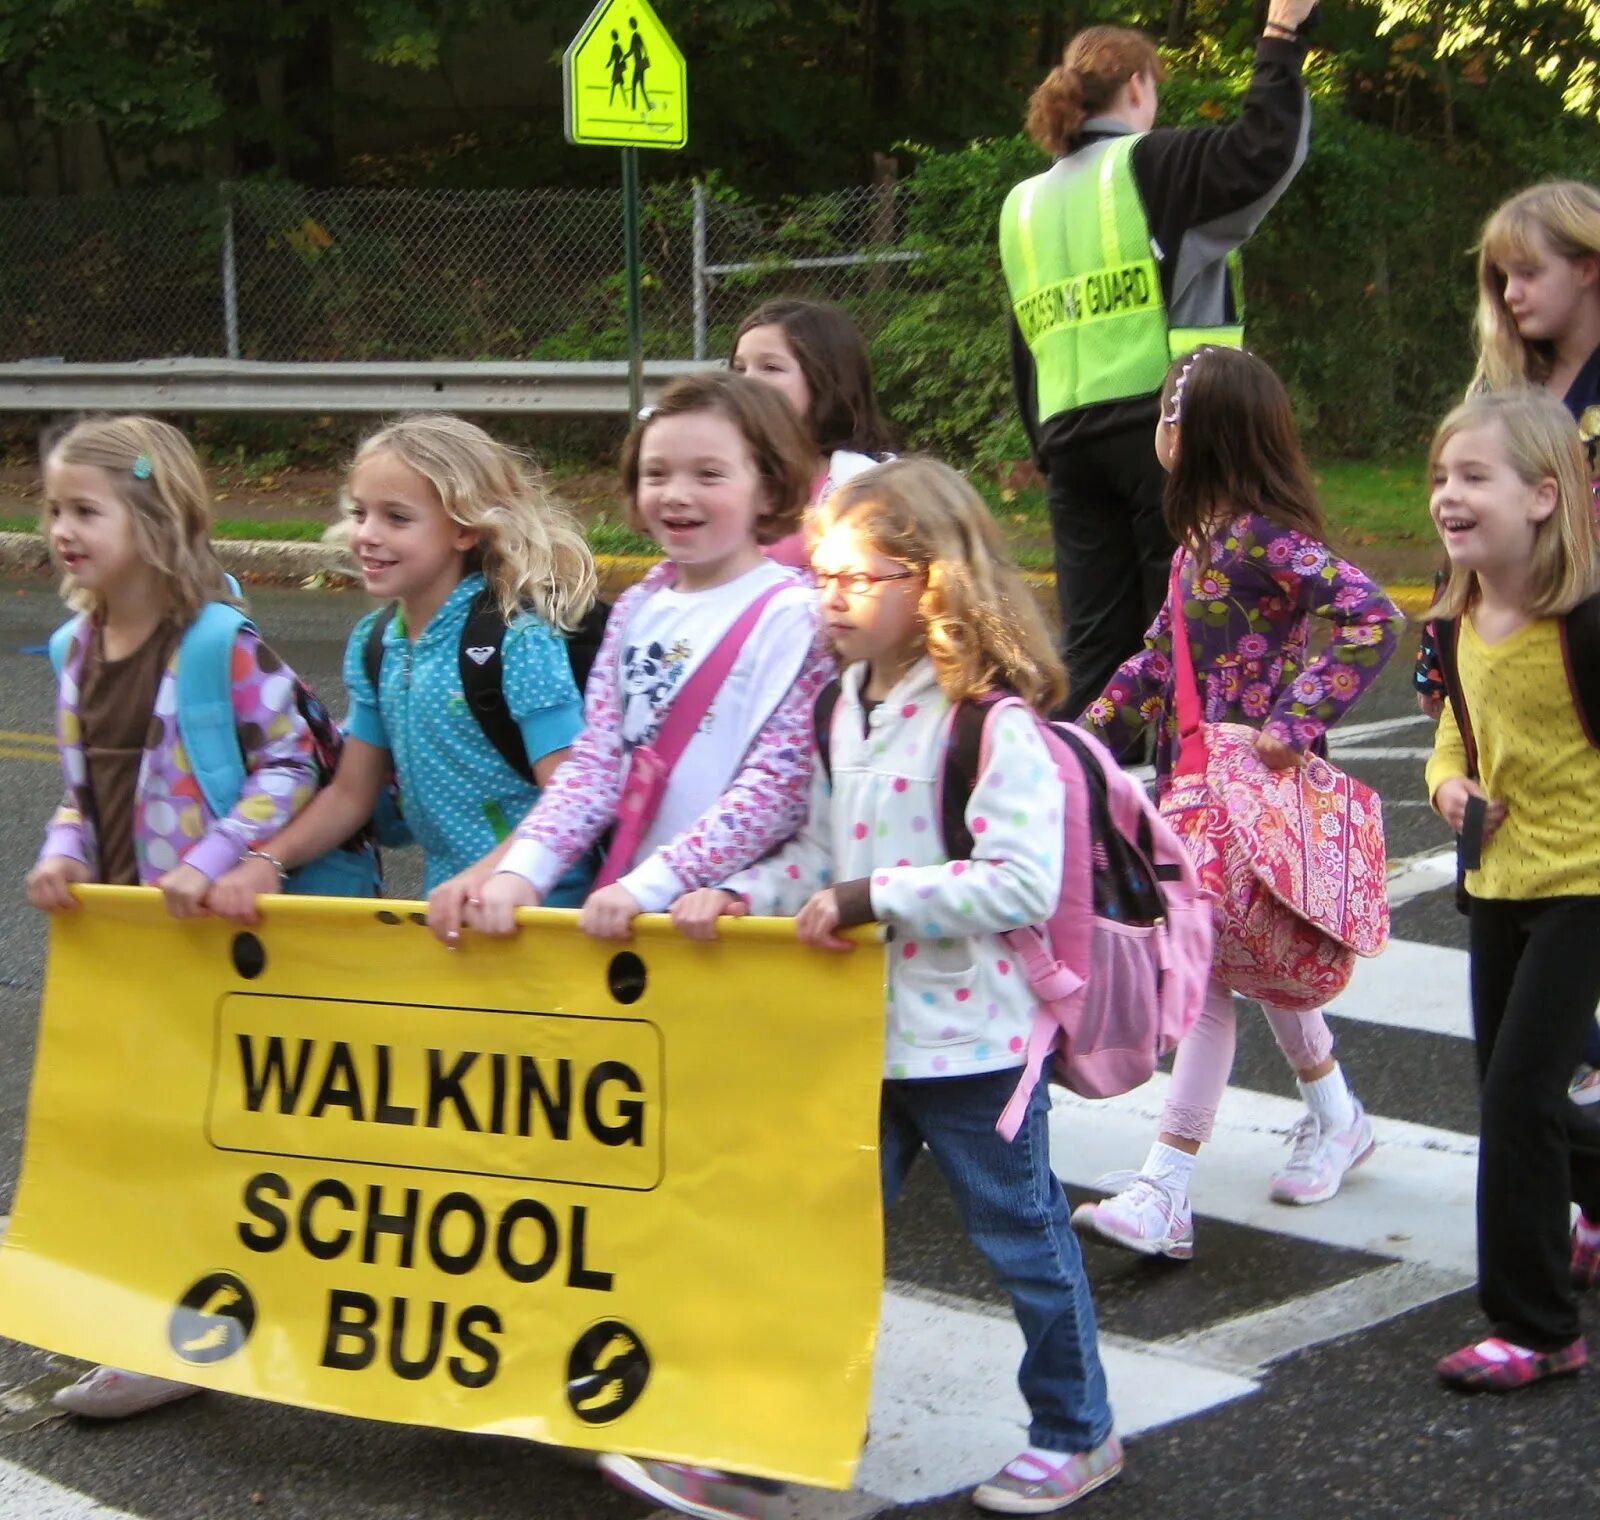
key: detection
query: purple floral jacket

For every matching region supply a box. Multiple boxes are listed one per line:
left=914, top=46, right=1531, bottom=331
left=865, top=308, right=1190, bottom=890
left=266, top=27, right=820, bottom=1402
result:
left=39, top=617, right=319, bottom=884
left=1081, top=512, right=1405, bottom=790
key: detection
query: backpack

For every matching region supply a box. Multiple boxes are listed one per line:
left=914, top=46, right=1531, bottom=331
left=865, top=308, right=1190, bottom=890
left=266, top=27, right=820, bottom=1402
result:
left=363, top=587, right=612, bottom=785
left=1430, top=593, right=1600, bottom=912
left=49, top=605, right=379, bottom=898
left=815, top=682, right=1213, bottom=1139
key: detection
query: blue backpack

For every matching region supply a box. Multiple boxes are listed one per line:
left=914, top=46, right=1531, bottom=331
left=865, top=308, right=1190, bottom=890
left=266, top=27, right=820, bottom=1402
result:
left=49, top=603, right=379, bottom=898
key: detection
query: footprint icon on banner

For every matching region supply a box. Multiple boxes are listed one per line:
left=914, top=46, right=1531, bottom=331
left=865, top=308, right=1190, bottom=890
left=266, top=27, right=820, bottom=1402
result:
left=566, top=1320, right=650, bottom=1424
left=168, top=1272, right=257, bottom=1365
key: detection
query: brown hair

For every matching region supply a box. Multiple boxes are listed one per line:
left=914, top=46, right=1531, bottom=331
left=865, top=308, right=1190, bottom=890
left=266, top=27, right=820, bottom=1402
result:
left=1160, top=347, right=1325, bottom=564
left=335, top=413, right=596, bottom=630
left=1472, top=181, right=1600, bottom=392
left=1427, top=388, right=1599, bottom=622
left=619, top=372, right=815, bottom=545
left=730, top=298, right=894, bottom=456
left=1026, top=25, right=1163, bottom=155
left=43, top=414, right=234, bottom=622
left=810, top=457, right=1068, bottom=714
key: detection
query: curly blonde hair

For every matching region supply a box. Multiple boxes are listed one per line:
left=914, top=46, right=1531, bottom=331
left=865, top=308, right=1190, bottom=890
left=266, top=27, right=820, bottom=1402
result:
left=43, top=414, right=235, bottom=622
left=333, top=414, right=596, bottom=630
left=810, top=456, right=1067, bottom=714
left=1427, top=388, right=1599, bottom=622
left=1473, top=181, right=1600, bottom=392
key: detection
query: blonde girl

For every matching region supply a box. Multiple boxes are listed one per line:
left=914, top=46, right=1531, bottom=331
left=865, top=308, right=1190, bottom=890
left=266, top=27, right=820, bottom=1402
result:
left=29, top=414, right=332, bottom=1420
left=623, top=460, right=1122, bottom=1520
left=464, top=371, right=833, bottom=946
left=1425, top=388, right=1600, bottom=1390
left=209, top=413, right=598, bottom=928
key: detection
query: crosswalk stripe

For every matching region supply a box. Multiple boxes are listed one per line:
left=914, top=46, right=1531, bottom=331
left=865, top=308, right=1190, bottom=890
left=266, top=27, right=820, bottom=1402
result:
left=1326, top=938, right=1471, bottom=1040
left=0, top=1461, right=139, bottom=1518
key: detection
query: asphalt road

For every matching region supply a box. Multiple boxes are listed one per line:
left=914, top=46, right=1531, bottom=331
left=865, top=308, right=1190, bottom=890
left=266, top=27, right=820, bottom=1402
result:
left=0, top=578, right=1593, bottom=1520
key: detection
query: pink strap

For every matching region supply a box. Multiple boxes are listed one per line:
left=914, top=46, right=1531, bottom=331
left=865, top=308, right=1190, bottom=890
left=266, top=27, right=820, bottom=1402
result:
left=649, top=581, right=785, bottom=771
left=1166, top=554, right=1209, bottom=778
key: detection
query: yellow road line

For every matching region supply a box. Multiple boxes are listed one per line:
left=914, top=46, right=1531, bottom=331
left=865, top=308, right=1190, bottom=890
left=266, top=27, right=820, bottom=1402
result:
left=0, top=744, right=54, bottom=763
left=0, top=730, right=54, bottom=748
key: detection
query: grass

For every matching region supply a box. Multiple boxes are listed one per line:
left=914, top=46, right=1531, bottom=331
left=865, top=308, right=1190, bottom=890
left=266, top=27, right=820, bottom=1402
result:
left=0, top=456, right=1431, bottom=576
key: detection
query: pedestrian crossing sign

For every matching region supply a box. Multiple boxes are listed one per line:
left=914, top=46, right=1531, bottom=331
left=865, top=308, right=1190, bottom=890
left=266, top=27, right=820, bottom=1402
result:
left=564, top=0, right=687, bottom=149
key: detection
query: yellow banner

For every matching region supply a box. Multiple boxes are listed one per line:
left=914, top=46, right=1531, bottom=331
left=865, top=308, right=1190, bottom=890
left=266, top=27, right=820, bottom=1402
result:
left=0, top=888, right=885, bottom=1487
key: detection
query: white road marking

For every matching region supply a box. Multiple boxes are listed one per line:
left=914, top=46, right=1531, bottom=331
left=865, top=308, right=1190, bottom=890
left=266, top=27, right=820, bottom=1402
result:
left=1325, top=938, right=1471, bottom=1039
left=1330, top=745, right=1435, bottom=762
left=1328, top=713, right=1431, bottom=744
left=1385, top=844, right=1456, bottom=906
left=0, top=1463, right=140, bottom=1518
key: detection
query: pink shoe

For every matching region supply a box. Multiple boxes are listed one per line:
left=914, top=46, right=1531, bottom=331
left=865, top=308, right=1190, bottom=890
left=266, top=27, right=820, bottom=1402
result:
left=1574, top=1219, right=1600, bottom=1291
left=971, top=1434, right=1125, bottom=1514
left=1436, top=1335, right=1585, bottom=1391
left=597, top=1455, right=783, bottom=1520
left=52, top=1366, right=199, bottom=1419
left=1269, top=1102, right=1376, bottom=1205
left=1071, top=1174, right=1194, bottom=1260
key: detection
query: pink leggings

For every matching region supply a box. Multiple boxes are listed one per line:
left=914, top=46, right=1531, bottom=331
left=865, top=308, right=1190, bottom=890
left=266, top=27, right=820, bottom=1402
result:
left=1161, top=981, right=1334, bottom=1144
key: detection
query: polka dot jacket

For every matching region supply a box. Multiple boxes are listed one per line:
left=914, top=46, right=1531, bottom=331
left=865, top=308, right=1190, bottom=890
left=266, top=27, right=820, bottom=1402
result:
left=721, top=658, right=1065, bottom=1081
left=39, top=617, right=320, bottom=884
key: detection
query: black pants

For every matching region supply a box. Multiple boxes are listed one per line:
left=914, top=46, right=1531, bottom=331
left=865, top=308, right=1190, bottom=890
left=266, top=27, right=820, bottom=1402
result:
left=1468, top=894, right=1600, bottom=1349
left=1046, top=425, right=1173, bottom=732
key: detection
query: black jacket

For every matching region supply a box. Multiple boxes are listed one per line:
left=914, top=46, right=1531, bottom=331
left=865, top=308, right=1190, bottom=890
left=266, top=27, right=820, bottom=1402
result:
left=1009, top=36, right=1312, bottom=466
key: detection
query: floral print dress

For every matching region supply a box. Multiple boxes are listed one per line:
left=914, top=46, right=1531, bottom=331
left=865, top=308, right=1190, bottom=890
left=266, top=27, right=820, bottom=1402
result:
left=1081, top=511, right=1405, bottom=792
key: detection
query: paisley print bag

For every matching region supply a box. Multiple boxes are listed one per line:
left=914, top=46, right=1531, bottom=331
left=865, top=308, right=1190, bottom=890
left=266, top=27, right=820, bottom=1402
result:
left=1156, top=560, right=1389, bottom=1012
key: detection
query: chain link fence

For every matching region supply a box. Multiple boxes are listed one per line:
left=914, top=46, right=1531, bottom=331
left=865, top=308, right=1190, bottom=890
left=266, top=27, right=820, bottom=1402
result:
left=1, top=180, right=931, bottom=367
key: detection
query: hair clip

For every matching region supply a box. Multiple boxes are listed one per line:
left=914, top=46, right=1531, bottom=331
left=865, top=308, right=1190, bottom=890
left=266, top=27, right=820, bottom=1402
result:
left=1162, top=354, right=1200, bottom=426
left=636, top=405, right=657, bottom=422
left=131, top=453, right=153, bottom=480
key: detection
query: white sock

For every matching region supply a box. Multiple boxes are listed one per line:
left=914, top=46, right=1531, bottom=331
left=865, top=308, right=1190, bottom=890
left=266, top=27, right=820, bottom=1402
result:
left=1142, top=1142, right=1196, bottom=1206
left=1021, top=1444, right=1070, bottom=1466
left=1298, top=1064, right=1356, bottom=1132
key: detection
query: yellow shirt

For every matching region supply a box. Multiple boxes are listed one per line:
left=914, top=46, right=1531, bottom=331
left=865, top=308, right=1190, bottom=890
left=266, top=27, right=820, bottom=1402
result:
left=1425, top=615, right=1600, bottom=899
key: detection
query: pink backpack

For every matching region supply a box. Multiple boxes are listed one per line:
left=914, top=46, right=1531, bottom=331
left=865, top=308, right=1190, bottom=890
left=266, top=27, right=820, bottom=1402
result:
left=817, top=686, right=1215, bottom=1140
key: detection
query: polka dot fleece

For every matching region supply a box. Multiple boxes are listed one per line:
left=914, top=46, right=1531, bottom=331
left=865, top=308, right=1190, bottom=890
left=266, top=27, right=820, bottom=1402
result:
left=722, top=658, right=1067, bottom=1081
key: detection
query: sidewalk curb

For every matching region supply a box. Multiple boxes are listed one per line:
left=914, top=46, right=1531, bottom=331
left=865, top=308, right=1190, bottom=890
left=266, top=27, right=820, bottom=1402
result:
left=0, top=531, right=1437, bottom=616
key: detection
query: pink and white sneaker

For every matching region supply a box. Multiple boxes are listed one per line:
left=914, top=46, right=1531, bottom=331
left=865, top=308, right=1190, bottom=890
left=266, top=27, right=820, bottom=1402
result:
left=52, top=1366, right=199, bottom=1419
left=1071, top=1174, right=1194, bottom=1260
left=1269, top=1102, right=1376, bottom=1205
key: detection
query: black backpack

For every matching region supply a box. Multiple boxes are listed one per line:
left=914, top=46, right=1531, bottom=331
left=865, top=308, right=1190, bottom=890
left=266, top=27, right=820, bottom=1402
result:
left=363, top=588, right=610, bottom=783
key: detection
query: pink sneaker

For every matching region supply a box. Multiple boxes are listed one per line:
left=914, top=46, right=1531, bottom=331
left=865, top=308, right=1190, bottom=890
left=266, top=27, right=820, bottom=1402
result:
left=971, top=1434, right=1124, bottom=1514
left=1436, top=1335, right=1586, bottom=1392
left=597, top=1455, right=783, bottom=1520
left=1071, top=1174, right=1194, bottom=1260
left=1574, top=1218, right=1600, bottom=1291
left=52, top=1366, right=199, bottom=1419
left=1269, top=1102, right=1375, bottom=1205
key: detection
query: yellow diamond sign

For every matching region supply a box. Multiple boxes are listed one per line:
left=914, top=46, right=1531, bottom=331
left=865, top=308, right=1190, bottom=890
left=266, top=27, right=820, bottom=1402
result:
left=564, top=0, right=687, bottom=150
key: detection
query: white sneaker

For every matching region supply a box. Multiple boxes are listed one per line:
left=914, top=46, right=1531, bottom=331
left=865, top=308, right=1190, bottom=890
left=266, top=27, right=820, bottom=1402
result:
left=1071, top=1173, right=1194, bottom=1260
left=1571, top=1065, right=1600, bottom=1107
left=1269, top=1102, right=1375, bottom=1205
left=52, top=1366, right=200, bottom=1419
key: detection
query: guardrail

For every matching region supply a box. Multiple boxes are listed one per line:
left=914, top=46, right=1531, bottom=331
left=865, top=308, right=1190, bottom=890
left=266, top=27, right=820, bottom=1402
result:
left=0, top=358, right=723, bottom=415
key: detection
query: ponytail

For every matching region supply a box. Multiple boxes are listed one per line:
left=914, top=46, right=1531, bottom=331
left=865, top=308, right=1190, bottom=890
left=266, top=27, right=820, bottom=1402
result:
left=1026, top=25, right=1162, bottom=156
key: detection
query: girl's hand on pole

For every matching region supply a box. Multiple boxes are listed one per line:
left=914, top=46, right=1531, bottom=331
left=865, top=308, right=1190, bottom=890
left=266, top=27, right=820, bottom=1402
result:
left=427, top=860, right=498, bottom=947
left=670, top=888, right=747, bottom=941
left=25, top=855, right=89, bottom=914
left=464, top=871, right=540, bottom=938
left=158, top=862, right=213, bottom=920
left=795, top=887, right=853, bottom=952
left=207, top=852, right=282, bottom=926
left=579, top=883, right=643, bottom=942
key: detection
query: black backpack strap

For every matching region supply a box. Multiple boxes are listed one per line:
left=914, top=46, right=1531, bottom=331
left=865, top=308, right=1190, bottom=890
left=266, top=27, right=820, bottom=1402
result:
left=567, top=597, right=612, bottom=696
left=1432, top=615, right=1477, bottom=780
left=364, top=603, right=399, bottom=698
left=814, top=679, right=842, bottom=781
left=940, top=698, right=994, bottom=860
left=459, top=588, right=534, bottom=784
left=1562, top=592, right=1600, bottom=748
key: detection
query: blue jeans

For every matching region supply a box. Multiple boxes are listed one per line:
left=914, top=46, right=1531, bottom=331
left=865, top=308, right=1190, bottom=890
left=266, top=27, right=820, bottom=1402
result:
left=881, top=1068, right=1113, bottom=1453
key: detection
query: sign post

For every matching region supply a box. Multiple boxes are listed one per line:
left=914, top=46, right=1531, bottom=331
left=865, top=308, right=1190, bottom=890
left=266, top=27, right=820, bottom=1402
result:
left=563, top=0, right=688, bottom=420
